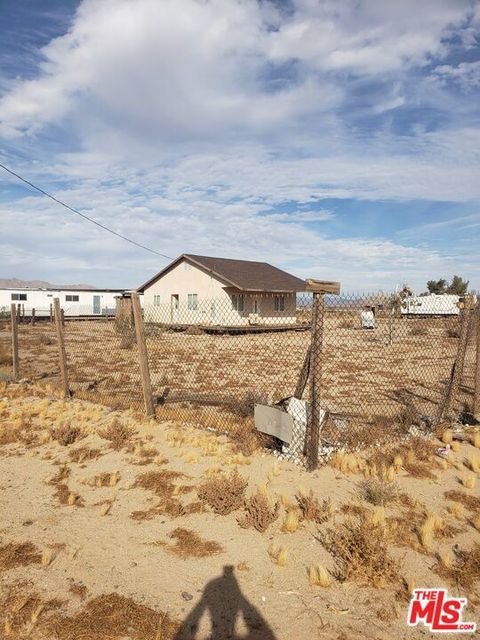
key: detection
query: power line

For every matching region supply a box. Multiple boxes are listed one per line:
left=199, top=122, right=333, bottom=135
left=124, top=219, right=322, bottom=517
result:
left=0, top=161, right=173, bottom=260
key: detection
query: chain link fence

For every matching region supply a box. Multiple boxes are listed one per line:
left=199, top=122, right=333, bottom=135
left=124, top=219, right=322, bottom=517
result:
left=0, top=292, right=477, bottom=468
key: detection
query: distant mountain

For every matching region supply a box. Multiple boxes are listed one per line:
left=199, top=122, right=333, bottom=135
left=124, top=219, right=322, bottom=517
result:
left=0, top=278, right=96, bottom=290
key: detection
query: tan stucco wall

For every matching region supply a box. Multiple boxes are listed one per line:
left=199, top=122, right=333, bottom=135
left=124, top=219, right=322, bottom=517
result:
left=143, top=258, right=297, bottom=325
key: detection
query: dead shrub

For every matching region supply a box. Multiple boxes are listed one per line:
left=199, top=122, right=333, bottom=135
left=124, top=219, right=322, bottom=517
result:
left=134, top=470, right=186, bottom=498
left=37, top=334, right=53, bottom=346
left=226, top=392, right=269, bottom=419
left=42, top=593, right=178, bottom=640
left=50, top=424, right=82, bottom=446
left=446, top=328, right=460, bottom=339
left=409, top=326, right=428, bottom=336
left=0, top=542, right=41, bottom=570
left=434, top=544, right=480, bottom=591
left=295, top=490, right=333, bottom=523
left=444, top=490, right=480, bottom=512
left=69, top=446, right=101, bottom=463
left=321, top=519, right=398, bottom=587
left=359, top=478, right=398, bottom=506
left=164, top=528, right=223, bottom=558
left=100, top=419, right=135, bottom=450
left=237, top=490, right=279, bottom=533
left=197, top=470, right=247, bottom=515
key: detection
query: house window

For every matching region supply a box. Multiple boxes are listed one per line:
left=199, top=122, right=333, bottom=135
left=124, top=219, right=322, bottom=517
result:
left=232, top=294, right=245, bottom=312
left=11, top=293, right=27, bottom=301
left=65, top=295, right=79, bottom=302
left=187, top=293, right=198, bottom=310
left=153, top=295, right=161, bottom=306
left=274, top=295, right=285, bottom=312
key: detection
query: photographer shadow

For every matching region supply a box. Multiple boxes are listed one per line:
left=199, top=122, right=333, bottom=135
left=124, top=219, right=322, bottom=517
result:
left=174, top=565, right=276, bottom=640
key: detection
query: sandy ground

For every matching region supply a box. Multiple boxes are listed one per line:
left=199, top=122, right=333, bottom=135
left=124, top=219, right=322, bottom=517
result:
left=0, top=382, right=479, bottom=639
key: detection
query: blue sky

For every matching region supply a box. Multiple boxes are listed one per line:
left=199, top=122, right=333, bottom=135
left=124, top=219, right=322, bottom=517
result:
left=0, top=0, right=479, bottom=291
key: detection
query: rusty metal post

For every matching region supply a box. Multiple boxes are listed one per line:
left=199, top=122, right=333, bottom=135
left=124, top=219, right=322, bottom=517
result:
left=10, top=303, right=19, bottom=380
left=306, top=293, right=324, bottom=470
left=53, top=298, right=70, bottom=399
left=131, top=292, right=155, bottom=417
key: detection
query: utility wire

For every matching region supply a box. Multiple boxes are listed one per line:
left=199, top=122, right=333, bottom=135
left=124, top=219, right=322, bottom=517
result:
left=0, top=161, right=173, bottom=260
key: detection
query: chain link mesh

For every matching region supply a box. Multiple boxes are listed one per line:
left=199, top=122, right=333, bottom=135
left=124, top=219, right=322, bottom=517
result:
left=0, top=292, right=477, bottom=468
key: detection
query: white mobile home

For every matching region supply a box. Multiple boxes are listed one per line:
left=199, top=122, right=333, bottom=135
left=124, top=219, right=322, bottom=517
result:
left=401, top=294, right=460, bottom=316
left=0, top=287, right=127, bottom=317
left=138, top=254, right=306, bottom=326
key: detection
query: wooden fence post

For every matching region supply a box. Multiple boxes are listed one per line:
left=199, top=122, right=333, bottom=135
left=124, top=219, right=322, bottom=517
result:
left=437, top=302, right=473, bottom=423
left=306, top=293, right=325, bottom=470
left=10, top=303, right=19, bottom=380
left=31, top=309, right=36, bottom=326
left=53, top=298, right=70, bottom=398
left=131, top=293, right=155, bottom=417
left=473, top=303, right=480, bottom=420
left=49, top=303, right=53, bottom=323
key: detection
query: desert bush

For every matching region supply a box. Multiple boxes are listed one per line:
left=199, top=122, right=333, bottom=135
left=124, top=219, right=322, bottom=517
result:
left=165, top=528, right=223, bottom=558
left=434, top=543, right=480, bottom=590
left=100, top=419, right=135, bottom=450
left=0, top=542, right=41, bottom=570
left=359, top=478, right=398, bottom=506
left=238, top=489, right=279, bottom=533
left=37, top=334, right=53, bottom=346
left=320, top=518, right=399, bottom=586
left=295, top=489, right=333, bottom=523
left=446, top=328, right=460, bottom=339
left=50, top=424, right=82, bottom=446
left=197, top=470, right=247, bottom=515
left=226, top=392, right=269, bottom=419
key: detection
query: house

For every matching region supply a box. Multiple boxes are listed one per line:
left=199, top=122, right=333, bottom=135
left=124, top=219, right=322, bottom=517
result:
left=137, top=254, right=306, bottom=326
left=0, top=287, right=128, bottom=318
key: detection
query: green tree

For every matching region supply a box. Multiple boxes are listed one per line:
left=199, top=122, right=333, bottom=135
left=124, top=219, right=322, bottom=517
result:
left=426, top=278, right=447, bottom=294
left=446, top=275, right=469, bottom=295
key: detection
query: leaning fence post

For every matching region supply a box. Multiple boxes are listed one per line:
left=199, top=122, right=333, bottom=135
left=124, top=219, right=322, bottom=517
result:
left=473, top=303, right=480, bottom=420
left=131, top=293, right=155, bottom=417
left=53, top=298, right=70, bottom=399
left=437, top=298, right=473, bottom=423
left=306, top=293, right=324, bottom=470
left=10, top=303, right=19, bottom=380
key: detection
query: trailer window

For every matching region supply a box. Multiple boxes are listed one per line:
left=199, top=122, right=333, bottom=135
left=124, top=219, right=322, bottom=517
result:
left=11, top=293, right=27, bottom=301
left=153, top=295, right=161, bottom=306
left=65, top=295, right=79, bottom=302
left=232, top=294, right=244, bottom=312
left=274, top=295, right=285, bottom=312
left=187, top=293, right=198, bottom=310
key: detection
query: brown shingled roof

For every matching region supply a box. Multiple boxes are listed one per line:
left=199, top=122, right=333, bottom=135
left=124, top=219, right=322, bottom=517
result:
left=137, top=254, right=306, bottom=293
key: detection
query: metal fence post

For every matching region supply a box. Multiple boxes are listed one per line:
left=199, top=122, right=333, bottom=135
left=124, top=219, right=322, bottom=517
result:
left=473, top=303, right=480, bottom=420
left=437, top=301, right=472, bottom=423
left=53, top=298, right=70, bottom=398
left=10, top=303, right=19, bottom=380
left=131, top=293, right=155, bottom=417
left=306, top=292, right=324, bottom=470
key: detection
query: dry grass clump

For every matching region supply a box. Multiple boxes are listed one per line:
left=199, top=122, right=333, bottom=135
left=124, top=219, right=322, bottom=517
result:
left=282, top=509, right=300, bottom=533
left=238, top=489, right=279, bottom=533
left=308, top=565, right=331, bottom=587
left=50, top=424, right=82, bottom=446
left=434, top=544, right=480, bottom=591
left=42, top=593, right=179, bottom=640
left=268, top=543, right=288, bottom=566
left=466, top=453, right=480, bottom=473
left=93, top=472, right=119, bottom=487
left=69, top=446, right=101, bottom=463
left=321, top=518, right=398, bottom=587
left=48, top=464, right=84, bottom=507
left=444, top=489, right=480, bottom=512
left=0, top=542, right=41, bottom=570
left=197, top=470, right=248, bottom=515
left=1, top=589, right=62, bottom=637
left=0, top=343, right=12, bottom=365
left=164, top=528, right=224, bottom=558
left=295, top=489, right=333, bottom=523
left=420, top=514, right=444, bottom=551
left=462, top=474, right=476, bottom=489
left=471, top=432, right=480, bottom=448
left=359, top=477, right=398, bottom=506
left=330, top=451, right=364, bottom=474
left=99, top=419, right=135, bottom=450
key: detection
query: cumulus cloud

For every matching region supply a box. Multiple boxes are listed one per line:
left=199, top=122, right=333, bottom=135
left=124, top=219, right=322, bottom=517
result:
left=0, top=0, right=479, bottom=289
